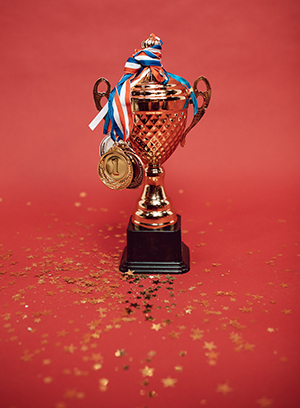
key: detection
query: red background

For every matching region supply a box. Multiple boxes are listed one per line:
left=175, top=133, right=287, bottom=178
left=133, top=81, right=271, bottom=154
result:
left=1, top=1, right=300, bottom=407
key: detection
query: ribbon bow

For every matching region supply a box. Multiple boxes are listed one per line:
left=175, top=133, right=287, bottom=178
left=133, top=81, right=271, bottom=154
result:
left=89, top=34, right=198, bottom=141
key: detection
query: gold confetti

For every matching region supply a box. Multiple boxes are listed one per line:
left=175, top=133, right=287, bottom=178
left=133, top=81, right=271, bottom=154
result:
left=243, top=342, right=255, bottom=351
left=55, top=403, right=66, bottom=408
left=239, top=306, right=253, bottom=313
left=206, top=351, right=219, bottom=360
left=115, top=349, right=126, bottom=357
left=169, top=330, right=180, bottom=339
left=203, top=341, right=217, bottom=351
left=256, top=397, right=273, bottom=407
left=252, top=294, right=263, bottom=300
left=57, top=330, right=68, bottom=337
left=63, top=344, right=77, bottom=354
left=281, top=309, right=292, bottom=315
left=216, top=382, right=233, bottom=394
left=93, top=363, right=102, bottom=370
left=20, top=350, right=34, bottom=362
left=140, top=366, right=154, bottom=377
left=161, top=377, right=177, bottom=388
left=190, top=328, right=204, bottom=341
left=99, top=378, right=109, bottom=392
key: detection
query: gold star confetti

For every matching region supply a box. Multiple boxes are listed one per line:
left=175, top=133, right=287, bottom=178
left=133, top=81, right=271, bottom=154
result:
left=93, top=363, right=102, bottom=370
left=161, top=377, right=177, bottom=388
left=91, top=353, right=103, bottom=362
left=256, top=397, right=273, bottom=407
left=281, top=309, right=292, bottom=315
left=57, top=329, right=68, bottom=337
left=140, top=366, right=154, bottom=377
left=216, top=382, right=233, bottom=394
left=64, top=344, right=77, bottom=354
left=190, top=328, right=204, bottom=341
left=55, top=403, right=66, bottom=408
left=206, top=351, right=219, bottom=360
left=203, top=341, right=217, bottom=351
left=20, top=350, right=34, bottom=362
left=124, top=269, right=135, bottom=278
left=115, top=349, right=126, bottom=357
left=99, top=378, right=109, bottom=392
left=239, top=306, right=253, bottom=313
left=252, top=294, right=263, bottom=301
left=169, top=330, right=180, bottom=339
left=151, top=323, right=162, bottom=331
left=243, top=342, right=255, bottom=351
left=267, top=328, right=275, bottom=333
left=43, top=377, right=53, bottom=384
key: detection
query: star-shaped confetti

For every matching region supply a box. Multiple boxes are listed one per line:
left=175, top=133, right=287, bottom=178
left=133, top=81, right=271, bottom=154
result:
left=151, top=323, right=162, bottom=331
left=256, top=397, right=273, bottom=407
left=203, top=341, right=217, bottom=351
left=115, top=349, right=126, bottom=357
left=140, top=366, right=154, bottom=377
left=216, top=382, right=233, bottom=394
left=190, top=328, right=204, bottom=341
left=161, top=377, right=177, bottom=388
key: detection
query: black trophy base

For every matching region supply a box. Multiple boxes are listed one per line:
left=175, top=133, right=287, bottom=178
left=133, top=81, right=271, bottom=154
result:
left=119, top=215, right=190, bottom=275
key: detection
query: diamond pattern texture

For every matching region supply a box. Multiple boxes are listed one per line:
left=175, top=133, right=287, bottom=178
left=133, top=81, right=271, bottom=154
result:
left=129, top=110, right=188, bottom=165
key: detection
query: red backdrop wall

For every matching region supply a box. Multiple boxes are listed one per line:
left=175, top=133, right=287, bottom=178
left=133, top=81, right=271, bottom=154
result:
left=1, top=1, right=299, bottom=408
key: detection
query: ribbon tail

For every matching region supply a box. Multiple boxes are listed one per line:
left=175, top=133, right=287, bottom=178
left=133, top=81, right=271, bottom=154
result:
left=88, top=103, right=109, bottom=130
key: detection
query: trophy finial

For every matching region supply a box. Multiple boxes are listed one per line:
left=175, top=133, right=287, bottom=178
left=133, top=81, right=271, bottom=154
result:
left=141, top=33, right=161, bottom=49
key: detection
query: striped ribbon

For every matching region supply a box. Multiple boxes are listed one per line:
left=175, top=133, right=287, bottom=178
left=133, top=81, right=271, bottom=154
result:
left=89, top=34, right=198, bottom=141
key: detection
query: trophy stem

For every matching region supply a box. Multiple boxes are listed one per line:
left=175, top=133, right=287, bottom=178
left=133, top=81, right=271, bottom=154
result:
left=131, top=164, right=177, bottom=229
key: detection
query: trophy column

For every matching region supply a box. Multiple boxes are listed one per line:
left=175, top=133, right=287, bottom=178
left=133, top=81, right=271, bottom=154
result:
left=131, top=165, right=177, bottom=229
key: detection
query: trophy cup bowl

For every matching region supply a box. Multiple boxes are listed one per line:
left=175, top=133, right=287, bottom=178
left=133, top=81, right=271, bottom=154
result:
left=129, top=73, right=210, bottom=229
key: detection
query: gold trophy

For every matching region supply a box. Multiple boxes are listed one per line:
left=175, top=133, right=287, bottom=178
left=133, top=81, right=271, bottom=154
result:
left=90, top=34, right=211, bottom=274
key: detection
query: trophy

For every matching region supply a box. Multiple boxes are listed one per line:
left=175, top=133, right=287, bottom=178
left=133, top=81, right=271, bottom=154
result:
left=89, top=34, right=211, bottom=274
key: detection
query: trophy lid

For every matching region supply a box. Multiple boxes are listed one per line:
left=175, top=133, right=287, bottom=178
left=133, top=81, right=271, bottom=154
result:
left=141, top=33, right=162, bottom=49
left=130, top=34, right=190, bottom=112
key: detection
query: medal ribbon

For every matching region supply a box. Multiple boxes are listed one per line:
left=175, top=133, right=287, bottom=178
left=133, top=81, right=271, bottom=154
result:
left=89, top=34, right=198, bottom=140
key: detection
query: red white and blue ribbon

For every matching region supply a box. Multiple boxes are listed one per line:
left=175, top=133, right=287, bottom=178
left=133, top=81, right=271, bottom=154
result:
left=89, top=34, right=198, bottom=141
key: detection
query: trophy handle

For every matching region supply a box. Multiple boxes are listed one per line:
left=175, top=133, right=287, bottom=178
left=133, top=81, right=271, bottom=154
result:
left=180, top=76, right=211, bottom=147
left=93, top=77, right=111, bottom=111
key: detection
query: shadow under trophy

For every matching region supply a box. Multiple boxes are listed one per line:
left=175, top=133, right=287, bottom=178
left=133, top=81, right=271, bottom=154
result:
left=89, top=34, right=211, bottom=274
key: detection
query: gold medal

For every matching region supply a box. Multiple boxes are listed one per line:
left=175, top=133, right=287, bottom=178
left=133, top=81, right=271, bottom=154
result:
left=98, top=145, right=134, bottom=190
